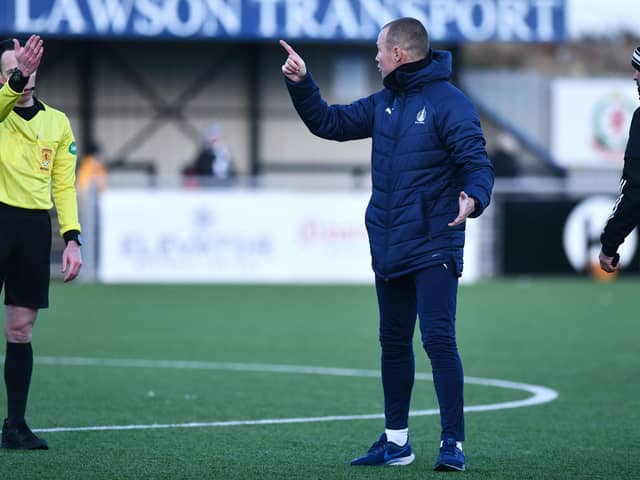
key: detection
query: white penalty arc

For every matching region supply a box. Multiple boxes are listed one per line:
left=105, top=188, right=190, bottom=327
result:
left=30, top=356, right=559, bottom=434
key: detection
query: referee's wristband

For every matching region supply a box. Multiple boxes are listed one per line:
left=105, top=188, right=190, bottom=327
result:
left=8, top=68, right=28, bottom=92
left=63, top=230, right=83, bottom=246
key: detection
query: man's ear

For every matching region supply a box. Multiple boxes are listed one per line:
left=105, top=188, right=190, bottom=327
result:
left=393, top=46, right=401, bottom=62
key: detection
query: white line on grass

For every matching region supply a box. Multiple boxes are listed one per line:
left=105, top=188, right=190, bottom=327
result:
left=30, top=356, right=558, bottom=434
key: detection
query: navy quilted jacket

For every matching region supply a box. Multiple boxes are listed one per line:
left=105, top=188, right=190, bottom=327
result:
left=285, top=50, right=494, bottom=279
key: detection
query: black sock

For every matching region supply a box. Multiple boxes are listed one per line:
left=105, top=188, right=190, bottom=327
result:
left=4, top=342, right=33, bottom=424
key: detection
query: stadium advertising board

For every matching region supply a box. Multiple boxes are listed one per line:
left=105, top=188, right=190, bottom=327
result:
left=502, top=195, right=639, bottom=275
left=0, top=0, right=566, bottom=42
left=99, top=190, right=483, bottom=284
left=551, top=78, right=638, bottom=169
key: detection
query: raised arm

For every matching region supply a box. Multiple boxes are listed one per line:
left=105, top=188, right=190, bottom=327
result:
left=0, top=35, right=43, bottom=121
left=280, top=40, right=374, bottom=141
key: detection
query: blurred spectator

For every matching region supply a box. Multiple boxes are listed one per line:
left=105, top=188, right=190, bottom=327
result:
left=182, top=123, right=235, bottom=181
left=490, top=132, right=520, bottom=178
left=77, top=142, right=108, bottom=192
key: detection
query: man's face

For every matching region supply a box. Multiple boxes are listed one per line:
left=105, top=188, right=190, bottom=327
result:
left=0, top=49, right=37, bottom=105
left=634, top=69, right=640, bottom=100
left=375, top=28, right=396, bottom=78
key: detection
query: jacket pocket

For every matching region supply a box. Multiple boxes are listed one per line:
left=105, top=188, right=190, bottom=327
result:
left=421, top=193, right=433, bottom=239
left=451, top=256, right=463, bottom=277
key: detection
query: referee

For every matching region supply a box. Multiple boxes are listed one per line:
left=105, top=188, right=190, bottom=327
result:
left=600, top=46, right=640, bottom=272
left=0, top=35, right=82, bottom=449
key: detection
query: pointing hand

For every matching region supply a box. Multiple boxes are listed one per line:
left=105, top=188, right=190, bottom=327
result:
left=280, top=40, right=307, bottom=82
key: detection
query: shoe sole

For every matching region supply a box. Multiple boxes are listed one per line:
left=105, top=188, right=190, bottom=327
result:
left=351, top=453, right=416, bottom=467
left=434, top=462, right=465, bottom=472
left=386, top=453, right=416, bottom=466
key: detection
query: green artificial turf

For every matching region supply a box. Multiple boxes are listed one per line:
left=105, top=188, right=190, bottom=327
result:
left=1, top=279, right=638, bottom=479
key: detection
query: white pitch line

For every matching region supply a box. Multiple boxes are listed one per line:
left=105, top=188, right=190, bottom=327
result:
left=28, top=356, right=558, bottom=434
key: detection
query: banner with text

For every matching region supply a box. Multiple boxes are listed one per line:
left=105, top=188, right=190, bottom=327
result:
left=99, top=189, right=483, bottom=284
left=0, top=0, right=566, bottom=42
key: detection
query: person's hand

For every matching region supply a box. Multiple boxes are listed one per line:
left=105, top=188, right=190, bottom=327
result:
left=448, top=191, right=476, bottom=227
left=280, top=40, right=307, bottom=82
left=14, top=35, right=43, bottom=77
left=599, top=250, right=619, bottom=273
left=62, top=241, right=82, bottom=282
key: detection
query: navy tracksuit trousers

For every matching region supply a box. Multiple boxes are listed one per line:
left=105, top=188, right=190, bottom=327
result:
left=375, top=262, right=464, bottom=441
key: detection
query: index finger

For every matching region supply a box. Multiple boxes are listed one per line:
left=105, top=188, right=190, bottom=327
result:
left=279, top=39, right=296, bottom=56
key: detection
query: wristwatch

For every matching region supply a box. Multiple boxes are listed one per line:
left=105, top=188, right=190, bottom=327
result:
left=63, top=230, right=83, bottom=246
left=8, top=68, right=28, bottom=92
left=10, top=68, right=26, bottom=84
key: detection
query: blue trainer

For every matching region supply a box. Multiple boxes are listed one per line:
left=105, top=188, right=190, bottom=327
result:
left=434, top=437, right=465, bottom=471
left=350, top=433, right=415, bottom=466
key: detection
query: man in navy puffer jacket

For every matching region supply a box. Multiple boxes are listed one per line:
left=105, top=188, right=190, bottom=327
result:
left=281, top=17, right=493, bottom=472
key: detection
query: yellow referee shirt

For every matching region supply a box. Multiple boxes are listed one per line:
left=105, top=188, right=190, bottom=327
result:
left=0, top=82, right=81, bottom=235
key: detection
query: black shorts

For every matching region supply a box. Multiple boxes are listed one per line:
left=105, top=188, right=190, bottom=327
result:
left=0, top=202, right=51, bottom=309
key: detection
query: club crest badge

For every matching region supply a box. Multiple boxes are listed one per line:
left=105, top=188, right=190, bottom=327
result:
left=40, top=148, right=52, bottom=171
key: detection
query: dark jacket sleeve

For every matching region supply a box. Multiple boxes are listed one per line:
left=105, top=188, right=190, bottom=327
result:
left=600, top=108, right=640, bottom=256
left=435, top=87, right=494, bottom=217
left=285, top=73, right=374, bottom=141
left=600, top=175, right=640, bottom=256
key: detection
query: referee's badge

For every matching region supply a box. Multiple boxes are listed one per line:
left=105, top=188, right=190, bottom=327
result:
left=40, top=148, right=52, bottom=171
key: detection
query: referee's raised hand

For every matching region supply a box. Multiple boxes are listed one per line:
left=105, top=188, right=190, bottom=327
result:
left=14, top=34, right=43, bottom=77
left=280, top=40, right=307, bottom=82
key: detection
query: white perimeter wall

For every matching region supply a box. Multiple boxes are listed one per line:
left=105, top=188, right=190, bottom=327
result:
left=99, top=189, right=484, bottom=284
